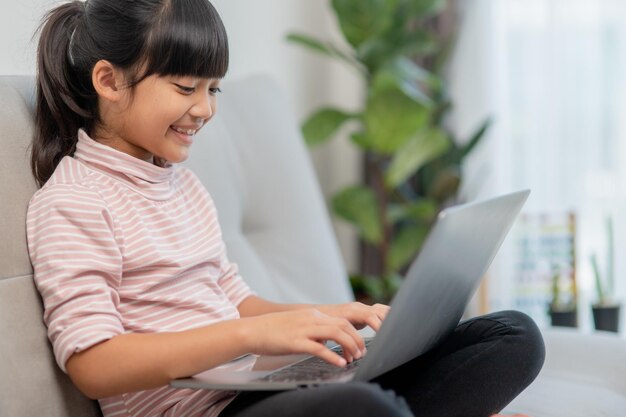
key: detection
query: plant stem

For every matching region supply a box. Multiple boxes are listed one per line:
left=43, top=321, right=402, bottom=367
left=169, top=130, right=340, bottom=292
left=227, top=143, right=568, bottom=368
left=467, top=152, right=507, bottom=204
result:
left=607, top=215, right=614, bottom=297
left=591, top=253, right=605, bottom=304
left=366, top=152, right=392, bottom=276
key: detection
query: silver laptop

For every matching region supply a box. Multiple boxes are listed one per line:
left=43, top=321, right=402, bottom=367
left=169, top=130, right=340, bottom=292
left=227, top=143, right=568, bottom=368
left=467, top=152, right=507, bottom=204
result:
left=170, top=189, right=530, bottom=391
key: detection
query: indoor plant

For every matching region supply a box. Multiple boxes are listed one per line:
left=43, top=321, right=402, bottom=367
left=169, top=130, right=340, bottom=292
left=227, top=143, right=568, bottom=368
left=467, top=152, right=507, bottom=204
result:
left=287, top=0, right=490, bottom=303
left=590, top=216, right=621, bottom=332
left=548, top=264, right=578, bottom=328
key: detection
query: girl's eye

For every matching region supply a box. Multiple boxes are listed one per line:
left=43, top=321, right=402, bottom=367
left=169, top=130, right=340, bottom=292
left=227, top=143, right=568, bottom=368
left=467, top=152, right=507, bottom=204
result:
left=209, top=87, right=222, bottom=95
left=175, top=84, right=195, bottom=94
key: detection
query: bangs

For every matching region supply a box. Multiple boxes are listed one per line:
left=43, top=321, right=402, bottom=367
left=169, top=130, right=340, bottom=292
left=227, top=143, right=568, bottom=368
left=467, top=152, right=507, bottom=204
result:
left=142, top=0, right=229, bottom=79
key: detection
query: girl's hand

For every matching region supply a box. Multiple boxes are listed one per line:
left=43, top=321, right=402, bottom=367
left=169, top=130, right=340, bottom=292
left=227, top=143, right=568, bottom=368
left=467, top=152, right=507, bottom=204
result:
left=243, top=308, right=366, bottom=367
left=317, top=302, right=390, bottom=332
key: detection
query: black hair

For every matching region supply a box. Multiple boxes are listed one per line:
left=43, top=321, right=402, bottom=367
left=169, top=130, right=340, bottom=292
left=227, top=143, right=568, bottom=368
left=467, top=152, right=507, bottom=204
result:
left=32, top=0, right=229, bottom=186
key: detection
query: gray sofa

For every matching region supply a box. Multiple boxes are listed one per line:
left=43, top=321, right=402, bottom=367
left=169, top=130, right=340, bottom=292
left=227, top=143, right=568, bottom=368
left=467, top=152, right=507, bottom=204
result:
left=1, top=74, right=625, bottom=417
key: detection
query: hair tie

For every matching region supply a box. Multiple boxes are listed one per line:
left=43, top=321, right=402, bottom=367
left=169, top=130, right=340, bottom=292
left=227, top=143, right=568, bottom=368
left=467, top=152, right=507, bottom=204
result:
left=67, top=1, right=89, bottom=67
left=67, top=27, right=77, bottom=67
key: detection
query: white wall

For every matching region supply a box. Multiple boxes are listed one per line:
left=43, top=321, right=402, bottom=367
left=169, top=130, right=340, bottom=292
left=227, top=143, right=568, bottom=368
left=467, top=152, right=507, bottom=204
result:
left=212, top=0, right=362, bottom=272
left=0, top=0, right=50, bottom=74
left=0, top=0, right=361, bottom=272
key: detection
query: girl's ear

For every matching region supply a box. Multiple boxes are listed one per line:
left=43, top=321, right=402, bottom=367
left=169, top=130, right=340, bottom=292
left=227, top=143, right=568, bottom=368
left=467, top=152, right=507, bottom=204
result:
left=92, top=60, right=126, bottom=102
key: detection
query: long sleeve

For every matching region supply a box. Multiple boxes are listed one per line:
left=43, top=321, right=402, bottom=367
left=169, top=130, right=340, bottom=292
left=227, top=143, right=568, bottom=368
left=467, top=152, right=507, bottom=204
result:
left=26, top=183, right=124, bottom=372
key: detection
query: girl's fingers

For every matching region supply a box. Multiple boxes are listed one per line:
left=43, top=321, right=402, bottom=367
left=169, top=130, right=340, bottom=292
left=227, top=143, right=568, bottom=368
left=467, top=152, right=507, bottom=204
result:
left=350, top=304, right=389, bottom=332
left=369, top=304, right=390, bottom=330
left=372, top=303, right=390, bottom=320
left=303, top=341, right=347, bottom=367
left=268, top=308, right=371, bottom=366
left=361, top=316, right=381, bottom=332
left=309, top=319, right=364, bottom=364
left=331, top=321, right=365, bottom=363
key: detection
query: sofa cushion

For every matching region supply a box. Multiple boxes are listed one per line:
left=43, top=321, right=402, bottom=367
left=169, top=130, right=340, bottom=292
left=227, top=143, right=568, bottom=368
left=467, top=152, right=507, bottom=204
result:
left=0, top=75, right=101, bottom=417
left=0, top=76, right=37, bottom=279
left=183, top=74, right=354, bottom=304
left=503, top=328, right=626, bottom=416
left=0, top=275, right=101, bottom=417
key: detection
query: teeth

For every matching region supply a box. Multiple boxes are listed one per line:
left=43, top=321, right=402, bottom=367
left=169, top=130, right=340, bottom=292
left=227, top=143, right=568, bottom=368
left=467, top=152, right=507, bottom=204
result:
left=172, top=126, right=197, bottom=136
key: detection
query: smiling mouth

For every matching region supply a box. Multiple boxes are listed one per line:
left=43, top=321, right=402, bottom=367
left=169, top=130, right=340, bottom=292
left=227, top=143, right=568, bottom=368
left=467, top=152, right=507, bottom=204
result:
left=171, top=126, right=198, bottom=136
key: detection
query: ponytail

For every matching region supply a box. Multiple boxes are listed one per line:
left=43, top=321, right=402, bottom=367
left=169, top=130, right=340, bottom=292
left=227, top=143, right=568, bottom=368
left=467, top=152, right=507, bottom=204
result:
left=32, top=1, right=96, bottom=187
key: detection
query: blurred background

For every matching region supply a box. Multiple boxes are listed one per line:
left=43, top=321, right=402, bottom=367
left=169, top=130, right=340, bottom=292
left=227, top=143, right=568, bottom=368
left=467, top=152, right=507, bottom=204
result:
left=5, top=0, right=626, bottom=334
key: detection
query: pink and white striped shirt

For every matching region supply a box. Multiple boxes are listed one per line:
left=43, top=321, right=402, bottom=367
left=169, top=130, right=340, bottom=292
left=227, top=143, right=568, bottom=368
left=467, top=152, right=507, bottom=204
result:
left=26, top=130, right=254, bottom=417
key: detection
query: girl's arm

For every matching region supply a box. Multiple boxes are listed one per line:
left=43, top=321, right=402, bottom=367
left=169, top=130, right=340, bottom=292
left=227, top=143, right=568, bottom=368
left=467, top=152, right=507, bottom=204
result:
left=66, top=319, right=250, bottom=399
left=237, top=294, right=309, bottom=316
left=66, top=306, right=365, bottom=400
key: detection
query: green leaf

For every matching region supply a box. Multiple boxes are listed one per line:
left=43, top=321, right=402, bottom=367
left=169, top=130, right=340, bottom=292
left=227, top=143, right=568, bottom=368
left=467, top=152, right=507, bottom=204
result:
left=591, top=253, right=605, bottom=303
left=391, top=57, right=432, bottom=83
left=331, top=0, right=395, bottom=49
left=388, top=223, right=430, bottom=271
left=302, top=108, right=355, bottom=146
left=428, top=167, right=461, bottom=201
left=393, top=29, right=439, bottom=59
left=382, top=272, right=404, bottom=298
left=406, top=199, right=438, bottom=222
left=385, top=128, right=450, bottom=187
left=350, top=131, right=370, bottom=149
left=356, top=38, right=396, bottom=73
left=286, top=33, right=365, bottom=73
left=387, top=199, right=437, bottom=224
left=351, top=272, right=403, bottom=303
left=386, top=204, right=407, bottom=224
left=461, top=117, right=492, bottom=158
left=332, top=186, right=383, bottom=244
left=350, top=274, right=388, bottom=303
left=371, top=58, right=434, bottom=105
left=357, top=27, right=436, bottom=74
left=430, top=97, right=452, bottom=126
left=403, top=0, right=447, bottom=19
left=286, top=33, right=337, bottom=58
left=606, top=215, right=614, bottom=295
left=364, top=87, right=430, bottom=154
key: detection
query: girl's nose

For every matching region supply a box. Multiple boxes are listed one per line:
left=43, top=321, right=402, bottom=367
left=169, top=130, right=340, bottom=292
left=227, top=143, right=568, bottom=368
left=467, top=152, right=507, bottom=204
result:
left=191, top=91, right=214, bottom=122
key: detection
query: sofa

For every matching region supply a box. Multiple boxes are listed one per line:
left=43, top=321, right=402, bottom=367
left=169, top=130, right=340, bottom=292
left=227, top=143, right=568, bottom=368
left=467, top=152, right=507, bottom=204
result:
left=1, top=74, right=624, bottom=417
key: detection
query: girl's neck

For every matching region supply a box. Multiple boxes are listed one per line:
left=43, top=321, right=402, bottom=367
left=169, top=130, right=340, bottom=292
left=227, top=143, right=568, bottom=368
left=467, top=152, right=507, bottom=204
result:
left=89, top=125, right=154, bottom=164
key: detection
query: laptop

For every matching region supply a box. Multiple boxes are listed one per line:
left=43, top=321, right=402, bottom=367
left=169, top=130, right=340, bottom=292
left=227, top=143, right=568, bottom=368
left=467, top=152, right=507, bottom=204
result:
left=170, top=189, right=530, bottom=391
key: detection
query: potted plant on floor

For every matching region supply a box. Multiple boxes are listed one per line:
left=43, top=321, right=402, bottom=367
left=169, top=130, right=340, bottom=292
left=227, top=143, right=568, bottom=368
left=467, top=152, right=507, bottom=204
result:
left=287, top=0, right=490, bottom=303
left=590, top=216, right=621, bottom=333
left=548, top=264, right=578, bottom=328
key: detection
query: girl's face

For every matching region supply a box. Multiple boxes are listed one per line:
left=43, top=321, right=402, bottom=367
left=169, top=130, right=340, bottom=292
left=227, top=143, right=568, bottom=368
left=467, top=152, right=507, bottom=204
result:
left=101, top=74, right=220, bottom=163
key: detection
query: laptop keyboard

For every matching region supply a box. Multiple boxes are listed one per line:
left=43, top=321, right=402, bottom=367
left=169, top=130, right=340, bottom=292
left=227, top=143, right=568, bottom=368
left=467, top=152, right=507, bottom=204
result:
left=256, top=340, right=371, bottom=383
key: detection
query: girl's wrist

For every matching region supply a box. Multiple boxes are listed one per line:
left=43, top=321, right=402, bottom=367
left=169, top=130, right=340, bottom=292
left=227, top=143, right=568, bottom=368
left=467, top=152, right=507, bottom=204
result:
left=231, top=316, right=260, bottom=355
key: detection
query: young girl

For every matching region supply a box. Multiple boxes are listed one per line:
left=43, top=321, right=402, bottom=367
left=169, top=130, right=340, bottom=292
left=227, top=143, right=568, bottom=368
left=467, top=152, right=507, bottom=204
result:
left=27, top=1, right=544, bottom=416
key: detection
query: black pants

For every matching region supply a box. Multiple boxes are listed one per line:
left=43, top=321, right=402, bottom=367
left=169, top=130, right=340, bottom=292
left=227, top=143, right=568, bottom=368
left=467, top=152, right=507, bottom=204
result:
left=219, top=310, right=545, bottom=417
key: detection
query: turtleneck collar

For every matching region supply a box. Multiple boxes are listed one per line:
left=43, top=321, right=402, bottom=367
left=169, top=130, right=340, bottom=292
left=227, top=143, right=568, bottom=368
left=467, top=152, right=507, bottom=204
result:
left=73, top=129, right=176, bottom=201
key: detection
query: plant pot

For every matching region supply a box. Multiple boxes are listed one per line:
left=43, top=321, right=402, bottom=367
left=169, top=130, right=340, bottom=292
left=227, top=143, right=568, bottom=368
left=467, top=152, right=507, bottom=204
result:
left=592, top=303, right=621, bottom=333
left=549, top=307, right=578, bottom=328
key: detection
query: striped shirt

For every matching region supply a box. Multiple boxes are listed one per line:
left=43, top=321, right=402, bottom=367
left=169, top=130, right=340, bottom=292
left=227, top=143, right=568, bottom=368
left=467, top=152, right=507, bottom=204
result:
left=26, top=130, right=254, bottom=417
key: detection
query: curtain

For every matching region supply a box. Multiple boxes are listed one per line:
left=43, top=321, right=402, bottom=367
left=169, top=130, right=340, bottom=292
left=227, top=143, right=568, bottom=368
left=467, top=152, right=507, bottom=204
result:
left=450, top=0, right=626, bottom=329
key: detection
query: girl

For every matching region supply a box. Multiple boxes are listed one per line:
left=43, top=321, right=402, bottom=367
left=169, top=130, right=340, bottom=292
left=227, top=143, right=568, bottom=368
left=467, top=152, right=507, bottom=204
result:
left=27, top=1, right=544, bottom=416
